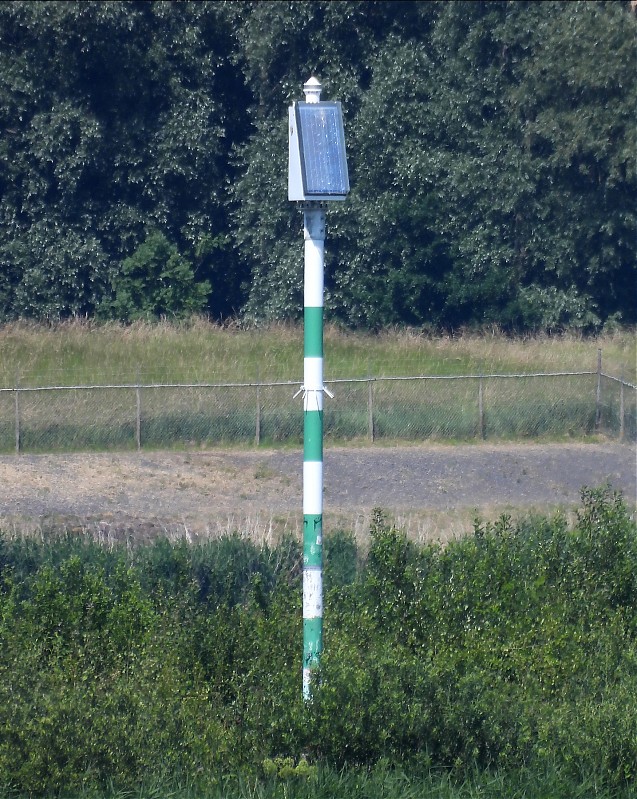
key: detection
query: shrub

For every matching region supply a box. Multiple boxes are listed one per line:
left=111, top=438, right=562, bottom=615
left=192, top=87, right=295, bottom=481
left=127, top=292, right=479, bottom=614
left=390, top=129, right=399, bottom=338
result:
left=0, top=488, right=635, bottom=794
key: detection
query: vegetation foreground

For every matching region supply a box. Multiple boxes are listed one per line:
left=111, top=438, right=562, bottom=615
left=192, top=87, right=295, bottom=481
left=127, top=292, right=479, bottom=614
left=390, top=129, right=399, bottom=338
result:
left=0, top=486, right=635, bottom=798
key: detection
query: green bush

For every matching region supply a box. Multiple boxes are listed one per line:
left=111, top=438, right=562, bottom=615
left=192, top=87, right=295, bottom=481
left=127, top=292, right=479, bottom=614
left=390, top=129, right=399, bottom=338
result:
left=101, top=232, right=211, bottom=322
left=0, top=486, right=635, bottom=796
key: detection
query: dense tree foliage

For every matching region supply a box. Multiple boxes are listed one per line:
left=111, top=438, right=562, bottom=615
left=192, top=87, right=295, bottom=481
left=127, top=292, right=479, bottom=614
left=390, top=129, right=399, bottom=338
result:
left=0, top=1, right=246, bottom=320
left=0, top=1, right=634, bottom=330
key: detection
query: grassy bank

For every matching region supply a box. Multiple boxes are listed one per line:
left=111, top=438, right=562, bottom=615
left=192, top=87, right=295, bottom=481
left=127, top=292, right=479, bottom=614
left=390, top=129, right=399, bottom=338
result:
left=1, top=321, right=633, bottom=453
left=0, top=487, right=635, bottom=797
left=0, top=319, right=634, bottom=386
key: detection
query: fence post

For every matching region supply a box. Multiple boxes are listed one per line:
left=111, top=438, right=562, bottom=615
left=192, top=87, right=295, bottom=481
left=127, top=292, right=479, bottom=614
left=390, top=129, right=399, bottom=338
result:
left=14, top=376, right=20, bottom=454
left=478, top=375, right=485, bottom=440
left=135, top=371, right=142, bottom=451
left=255, top=373, right=261, bottom=447
left=367, top=378, right=375, bottom=443
left=595, top=349, right=602, bottom=432
left=619, top=368, right=625, bottom=442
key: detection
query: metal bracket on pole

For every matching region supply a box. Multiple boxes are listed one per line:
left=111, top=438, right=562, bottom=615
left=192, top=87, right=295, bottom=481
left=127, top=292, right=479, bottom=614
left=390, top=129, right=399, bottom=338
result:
left=293, top=384, right=334, bottom=401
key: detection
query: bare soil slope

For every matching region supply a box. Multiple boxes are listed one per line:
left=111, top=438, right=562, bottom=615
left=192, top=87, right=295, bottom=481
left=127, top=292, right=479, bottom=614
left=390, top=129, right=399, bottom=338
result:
left=0, top=442, right=634, bottom=543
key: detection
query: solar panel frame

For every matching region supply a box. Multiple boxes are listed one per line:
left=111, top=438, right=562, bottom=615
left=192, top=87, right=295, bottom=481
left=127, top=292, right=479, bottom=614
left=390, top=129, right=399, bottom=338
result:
left=294, top=101, right=349, bottom=198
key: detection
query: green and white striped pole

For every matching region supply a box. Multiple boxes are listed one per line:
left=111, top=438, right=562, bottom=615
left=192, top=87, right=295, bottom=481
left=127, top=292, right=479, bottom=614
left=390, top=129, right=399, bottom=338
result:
left=300, top=201, right=331, bottom=700
left=289, top=75, right=347, bottom=701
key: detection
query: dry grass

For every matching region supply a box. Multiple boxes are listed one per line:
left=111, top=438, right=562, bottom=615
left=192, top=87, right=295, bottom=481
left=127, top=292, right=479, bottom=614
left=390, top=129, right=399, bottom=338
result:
left=0, top=504, right=580, bottom=553
left=324, top=504, right=582, bottom=554
left=325, top=325, right=636, bottom=378
left=1, top=319, right=634, bottom=387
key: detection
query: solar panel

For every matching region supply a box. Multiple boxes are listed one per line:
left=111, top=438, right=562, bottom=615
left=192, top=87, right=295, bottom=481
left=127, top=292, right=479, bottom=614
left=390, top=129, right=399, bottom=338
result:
left=293, top=102, right=349, bottom=198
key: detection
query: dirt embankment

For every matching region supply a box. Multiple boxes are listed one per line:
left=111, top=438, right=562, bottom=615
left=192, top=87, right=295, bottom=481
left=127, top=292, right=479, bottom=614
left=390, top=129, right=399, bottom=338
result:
left=0, top=442, right=634, bottom=544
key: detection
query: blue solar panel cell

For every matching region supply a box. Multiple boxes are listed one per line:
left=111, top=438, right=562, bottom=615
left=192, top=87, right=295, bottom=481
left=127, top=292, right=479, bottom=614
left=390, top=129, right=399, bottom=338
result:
left=295, top=102, right=349, bottom=197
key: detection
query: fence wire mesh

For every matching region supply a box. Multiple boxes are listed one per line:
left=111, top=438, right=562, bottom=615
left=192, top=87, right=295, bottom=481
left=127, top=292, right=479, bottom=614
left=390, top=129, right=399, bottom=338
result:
left=0, top=371, right=634, bottom=453
left=481, top=373, right=598, bottom=439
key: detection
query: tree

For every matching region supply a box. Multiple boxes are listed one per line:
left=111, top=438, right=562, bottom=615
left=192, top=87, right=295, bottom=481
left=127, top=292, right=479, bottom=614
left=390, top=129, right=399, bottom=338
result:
left=328, top=37, right=453, bottom=328
left=0, top=1, right=242, bottom=320
left=0, top=0, right=633, bottom=330
left=508, top=0, right=637, bottom=327
left=227, top=0, right=437, bottom=324
left=101, top=231, right=210, bottom=322
left=230, top=0, right=636, bottom=331
left=402, top=0, right=637, bottom=330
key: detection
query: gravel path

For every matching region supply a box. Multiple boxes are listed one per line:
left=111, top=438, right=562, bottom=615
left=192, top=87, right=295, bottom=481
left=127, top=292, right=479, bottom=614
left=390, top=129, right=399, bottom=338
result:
left=0, top=442, right=634, bottom=541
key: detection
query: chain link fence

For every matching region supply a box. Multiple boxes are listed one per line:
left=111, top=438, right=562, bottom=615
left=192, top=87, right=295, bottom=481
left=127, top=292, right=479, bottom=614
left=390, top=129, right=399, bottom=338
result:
left=0, top=368, right=634, bottom=454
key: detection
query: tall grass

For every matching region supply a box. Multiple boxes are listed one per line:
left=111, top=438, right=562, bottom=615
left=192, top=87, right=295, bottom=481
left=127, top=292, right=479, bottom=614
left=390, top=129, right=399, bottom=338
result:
left=1, top=370, right=631, bottom=454
left=0, top=763, right=621, bottom=799
left=0, top=319, right=634, bottom=387
left=1, top=321, right=633, bottom=452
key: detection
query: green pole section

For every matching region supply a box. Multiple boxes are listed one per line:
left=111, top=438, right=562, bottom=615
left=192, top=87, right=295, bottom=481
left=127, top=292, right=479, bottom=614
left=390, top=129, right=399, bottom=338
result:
left=302, top=204, right=326, bottom=700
